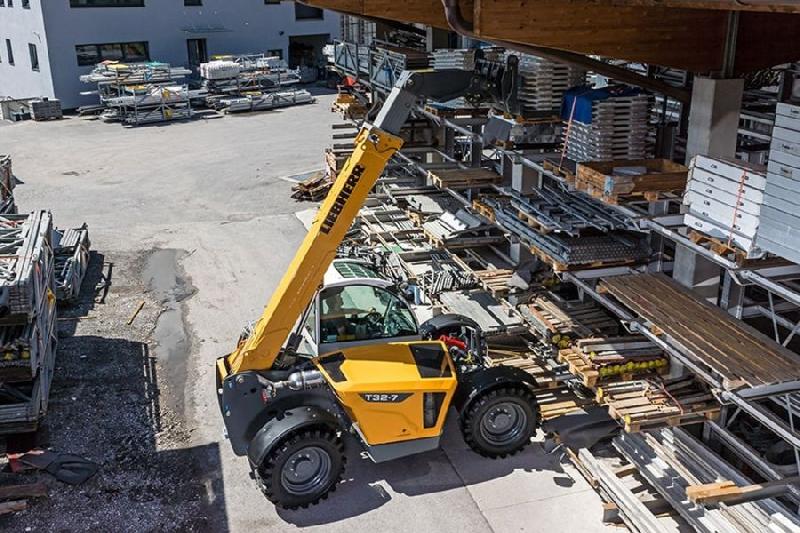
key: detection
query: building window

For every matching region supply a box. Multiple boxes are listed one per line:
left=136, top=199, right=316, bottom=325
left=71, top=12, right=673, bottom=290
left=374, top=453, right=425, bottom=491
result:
left=7, top=0, right=12, bottom=6
left=184, top=0, right=201, bottom=5
left=28, top=43, right=38, bottom=70
left=22, top=0, right=29, bottom=8
left=5, top=40, right=13, bottom=65
left=295, top=4, right=323, bottom=19
left=69, top=0, right=144, bottom=7
left=264, top=0, right=280, bottom=4
left=0, top=1, right=5, bottom=7
left=75, top=41, right=149, bottom=66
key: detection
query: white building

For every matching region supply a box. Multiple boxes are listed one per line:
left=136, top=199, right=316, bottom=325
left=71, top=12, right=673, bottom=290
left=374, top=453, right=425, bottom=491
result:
left=0, top=0, right=339, bottom=109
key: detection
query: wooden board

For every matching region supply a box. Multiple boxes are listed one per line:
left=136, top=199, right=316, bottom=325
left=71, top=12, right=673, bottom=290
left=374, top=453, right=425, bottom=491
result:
left=428, top=168, right=502, bottom=190
left=576, top=159, right=688, bottom=196
left=600, top=273, right=800, bottom=389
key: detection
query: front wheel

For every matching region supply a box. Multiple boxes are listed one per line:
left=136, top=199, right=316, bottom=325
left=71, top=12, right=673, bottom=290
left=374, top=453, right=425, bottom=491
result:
left=254, top=428, right=345, bottom=509
left=461, top=386, right=538, bottom=458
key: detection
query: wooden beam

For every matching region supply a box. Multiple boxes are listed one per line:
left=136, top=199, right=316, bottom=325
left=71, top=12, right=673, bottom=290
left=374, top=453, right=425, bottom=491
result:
left=472, top=0, right=729, bottom=72
left=303, top=0, right=800, bottom=73
left=687, top=476, right=800, bottom=505
left=582, top=0, right=800, bottom=14
left=735, top=12, right=800, bottom=73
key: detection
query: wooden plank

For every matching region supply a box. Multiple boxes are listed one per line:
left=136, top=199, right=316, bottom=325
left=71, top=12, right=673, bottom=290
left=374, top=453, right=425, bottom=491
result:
left=687, top=476, right=800, bottom=505
left=600, top=273, right=800, bottom=388
left=0, top=500, right=27, bottom=516
left=0, top=483, right=48, bottom=501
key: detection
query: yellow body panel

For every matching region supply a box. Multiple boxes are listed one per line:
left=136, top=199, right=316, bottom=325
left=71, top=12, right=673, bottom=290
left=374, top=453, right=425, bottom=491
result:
left=313, top=342, right=457, bottom=445
left=222, top=127, right=404, bottom=375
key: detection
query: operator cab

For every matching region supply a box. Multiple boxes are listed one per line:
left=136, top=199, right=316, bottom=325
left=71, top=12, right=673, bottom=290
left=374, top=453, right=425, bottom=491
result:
left=297, top=259, right=420, bottom=356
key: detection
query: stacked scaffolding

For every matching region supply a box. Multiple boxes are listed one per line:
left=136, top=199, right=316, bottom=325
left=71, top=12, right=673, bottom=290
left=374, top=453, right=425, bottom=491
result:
left=52, top=225, right=91, bottom=303
left=562, top=87, right=652, bottom=162
left=514, top=53, right=586, bottom=117
left=80, top=61, right=195, bottom=125
left=0, top=154, right=17, bottom=214
left=0, top=211, right=57, bottom=434
left=201, top=53, right=309, bottom=113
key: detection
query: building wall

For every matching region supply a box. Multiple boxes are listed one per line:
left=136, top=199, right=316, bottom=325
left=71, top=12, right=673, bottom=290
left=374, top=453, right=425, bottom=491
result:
left=38, top=0, right=339, bottom=109
left=0, top=0, right=56, bottom=101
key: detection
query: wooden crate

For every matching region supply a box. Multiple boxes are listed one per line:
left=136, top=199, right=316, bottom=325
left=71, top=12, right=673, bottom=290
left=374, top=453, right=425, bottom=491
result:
left=428, top=168, right=502, bottom=190
left=576, top=159, right=688, bottom=200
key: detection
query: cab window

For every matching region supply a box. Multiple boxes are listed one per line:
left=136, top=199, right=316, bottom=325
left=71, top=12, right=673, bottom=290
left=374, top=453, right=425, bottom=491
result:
left=303, top=300, right=317, bottom=342
left=319, top=285, right=417, bottom=343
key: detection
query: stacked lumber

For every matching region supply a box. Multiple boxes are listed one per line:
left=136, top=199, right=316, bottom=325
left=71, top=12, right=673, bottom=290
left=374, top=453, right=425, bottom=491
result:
left=428, top=167, right=502, bottom=190
left=521, top=293, right=619, bottom=349
left=558, top=336, right=669, bottom=388
left=576, top=159, right=687, bottom=204
left=0, top=483, right=48, bottom=517
left=597, top=376, right=720, bottom=432
left=0, top=211, right=57, bottom=434
left=291, top=171, right=331, bottom=202
left=53, top=224, right=91, bottom=303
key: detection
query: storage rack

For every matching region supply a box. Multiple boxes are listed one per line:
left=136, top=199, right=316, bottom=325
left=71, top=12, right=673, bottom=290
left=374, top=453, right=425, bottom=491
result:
left=330, top=35, right=800, bottom=529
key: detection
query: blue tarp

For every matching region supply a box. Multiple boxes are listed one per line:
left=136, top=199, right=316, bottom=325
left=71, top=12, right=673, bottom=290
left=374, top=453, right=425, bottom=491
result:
left=561, top=86, right=644, bottom=125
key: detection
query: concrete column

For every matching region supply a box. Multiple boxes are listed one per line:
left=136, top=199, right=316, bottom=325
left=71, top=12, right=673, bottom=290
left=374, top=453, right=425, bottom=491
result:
left=673, top=245, right=721, bottom=306
left=684, top=77, right=744, bottom=164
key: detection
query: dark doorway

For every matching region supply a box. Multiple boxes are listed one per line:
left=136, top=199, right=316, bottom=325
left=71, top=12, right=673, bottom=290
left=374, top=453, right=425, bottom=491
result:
left=288, top=33, right=329, bottom=78
left=187, top=38, right=208, bottom=68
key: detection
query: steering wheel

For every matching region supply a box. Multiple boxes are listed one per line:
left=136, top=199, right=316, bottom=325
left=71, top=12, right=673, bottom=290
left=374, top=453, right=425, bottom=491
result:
left=365, top=307, right=383, bottom=332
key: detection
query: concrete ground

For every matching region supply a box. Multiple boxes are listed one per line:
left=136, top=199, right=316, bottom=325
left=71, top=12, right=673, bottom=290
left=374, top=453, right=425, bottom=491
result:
left=1, top=94, right=612, bottom=532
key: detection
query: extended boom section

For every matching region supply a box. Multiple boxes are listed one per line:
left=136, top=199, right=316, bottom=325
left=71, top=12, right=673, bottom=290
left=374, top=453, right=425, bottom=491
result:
left=222, top=126, right=404, bottom=374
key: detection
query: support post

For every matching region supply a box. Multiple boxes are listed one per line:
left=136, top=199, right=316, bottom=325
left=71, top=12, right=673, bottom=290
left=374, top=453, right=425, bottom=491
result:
left=684, top=77, right=744, bottom=164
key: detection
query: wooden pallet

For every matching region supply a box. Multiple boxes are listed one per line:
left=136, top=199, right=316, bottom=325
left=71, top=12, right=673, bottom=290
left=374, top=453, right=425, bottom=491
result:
left=474, top=269, right=514, bottom=298
left=471, top=199, right=496, bottom=222
left=527, top=242, right=640, bottom=273
left=573, top=178, right=678, bottom=205
left=597, top=376, right=721, bottom=433
left=576, top=159, right=687, bottom=197
left=543, top=159, right=577, bottom=183
left=524, top=295, right=619, bottom=349
left=687, top=229, right=789, bottom=268
left=428, top=168, right=502, bottom=190
left=558, top=344, right=668, bottom=389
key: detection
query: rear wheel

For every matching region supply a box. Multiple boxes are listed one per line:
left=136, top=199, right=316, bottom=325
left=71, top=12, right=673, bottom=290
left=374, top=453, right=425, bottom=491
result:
left=255, top=428, right=345, bottom=509
left=461, top=387, right=538, bottom=458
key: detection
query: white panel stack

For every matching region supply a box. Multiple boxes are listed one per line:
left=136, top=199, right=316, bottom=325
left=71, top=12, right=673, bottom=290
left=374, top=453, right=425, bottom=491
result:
left=514, top=53, right=585, bottom=116
left=684, top=155, right=767, bottom=257
left=199, top=60, right=241, bottom=80
left=755, top=103, right=800, bottom=263
left=431, top=49, right=476, bottom=71
left=564, top=94, right=652, bottom=162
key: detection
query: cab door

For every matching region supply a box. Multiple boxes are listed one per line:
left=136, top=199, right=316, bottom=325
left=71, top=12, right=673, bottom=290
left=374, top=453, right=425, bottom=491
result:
left=318, top=284, right=419, bottom=354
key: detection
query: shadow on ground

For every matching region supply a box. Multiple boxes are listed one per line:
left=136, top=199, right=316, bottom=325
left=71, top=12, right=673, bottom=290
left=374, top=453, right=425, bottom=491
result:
left=2, top=251, right=229, bottom=532
left=277, top=418, right=571, bottom=526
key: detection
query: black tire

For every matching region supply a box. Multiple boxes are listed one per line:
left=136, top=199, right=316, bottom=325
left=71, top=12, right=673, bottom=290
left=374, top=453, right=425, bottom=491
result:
left=460, top=386, right=538, bottom=458
left=254, top=427, right=345, bottom=509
